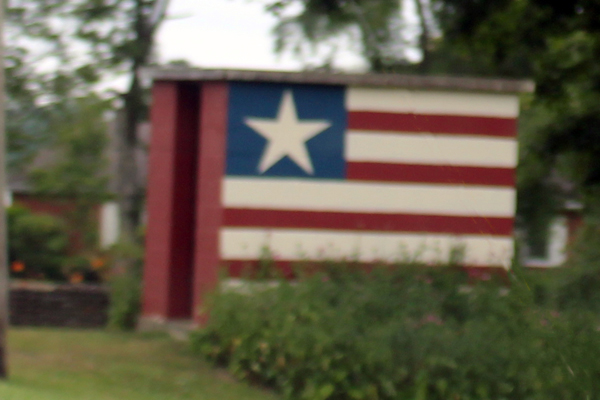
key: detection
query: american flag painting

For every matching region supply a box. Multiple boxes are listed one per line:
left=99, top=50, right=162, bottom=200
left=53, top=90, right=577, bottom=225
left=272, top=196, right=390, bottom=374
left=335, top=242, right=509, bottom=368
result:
left=221, top=82, right=518, bottom=268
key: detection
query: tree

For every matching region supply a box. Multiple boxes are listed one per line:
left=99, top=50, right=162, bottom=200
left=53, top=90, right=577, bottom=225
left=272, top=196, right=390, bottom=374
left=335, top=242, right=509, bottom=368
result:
left=6, top=0, right=171, bottom=242
left=91, top=0, right=171, bottom=242
left=436, top=2, right=600, bottom=158
left=265, top=0, right=423, bottom=71
left=29, top=95, right=112, bottom=249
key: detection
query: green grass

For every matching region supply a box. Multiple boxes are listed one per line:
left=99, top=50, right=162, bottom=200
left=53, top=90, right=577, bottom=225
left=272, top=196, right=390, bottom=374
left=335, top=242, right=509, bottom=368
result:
left=0, top=328, right=279, bottom=400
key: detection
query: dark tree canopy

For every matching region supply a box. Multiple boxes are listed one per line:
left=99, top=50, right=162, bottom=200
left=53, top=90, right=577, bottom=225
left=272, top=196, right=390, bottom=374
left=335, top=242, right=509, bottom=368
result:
left=266, top=0, right=412, bottom=71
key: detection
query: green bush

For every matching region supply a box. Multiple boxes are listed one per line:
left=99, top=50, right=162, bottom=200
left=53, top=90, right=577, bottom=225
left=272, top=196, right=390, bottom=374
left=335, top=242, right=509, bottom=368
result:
left=552, top=221, right=600, bottom=312
left=108, top=241, right=144, bottom=330
left=192, top=266, right=600, bottom=400
left=8, top=205, right=69, bottom=280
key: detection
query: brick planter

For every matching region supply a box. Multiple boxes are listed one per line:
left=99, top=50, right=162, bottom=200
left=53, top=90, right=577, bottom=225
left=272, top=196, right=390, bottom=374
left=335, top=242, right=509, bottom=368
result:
left=9, top=281, right=109, bottom=328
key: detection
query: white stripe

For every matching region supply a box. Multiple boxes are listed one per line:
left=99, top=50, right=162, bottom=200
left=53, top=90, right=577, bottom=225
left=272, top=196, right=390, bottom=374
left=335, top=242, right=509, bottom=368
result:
left=346, top=131, right=517, bottom=168
left=221, top=228, right=514, bottom=267
left=223, top=178, right=515, bottom=217
left=347, top=88, right=519, bottom=118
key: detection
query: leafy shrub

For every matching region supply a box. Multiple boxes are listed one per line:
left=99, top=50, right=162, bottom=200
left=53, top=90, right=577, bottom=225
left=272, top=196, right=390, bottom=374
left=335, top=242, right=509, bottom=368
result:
left=192, top=266, right=600, bottom=400
left=108, top=241, right=144, bottom=330
left=63, top=254, right=108, bottom=283
left=512, top=220, right=600, bottom=313
left=551, top=221, right=600, bottom=312
left=8, top=205, right=69, bottom=280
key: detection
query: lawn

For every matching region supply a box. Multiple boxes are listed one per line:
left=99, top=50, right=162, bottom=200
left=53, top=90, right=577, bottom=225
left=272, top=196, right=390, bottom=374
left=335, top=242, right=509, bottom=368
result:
left=0, top=328, right=279, bottom=400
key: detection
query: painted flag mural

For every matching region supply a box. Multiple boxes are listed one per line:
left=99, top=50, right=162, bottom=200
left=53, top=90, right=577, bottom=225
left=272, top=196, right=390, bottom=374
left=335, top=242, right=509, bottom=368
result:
left=221, top=82, right=518, bottom=268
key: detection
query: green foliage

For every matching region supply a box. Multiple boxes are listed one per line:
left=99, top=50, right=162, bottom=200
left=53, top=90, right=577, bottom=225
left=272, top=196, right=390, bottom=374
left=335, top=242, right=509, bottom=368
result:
left=5, top=102, right=53, bottom=173
left=7, top=0, right=169, bottom=242
left=266, top=0, right=411, bottom=71
left=548, top=221, right=600, bottom=312
left=5, top=0, right=111, bottom=175
left=108, top=241, right=144, bottom=330
left=193, top=266, right=600, bottom=400
left=30, top=95, right=111, bottom=201
left=63, top=255, right=105, bottom=283
left=435, top=0, right=539, bottom=77
left=29, top=95, right=112, bottom=251
left=6, top=204, right=30, bottom=227
left=6, top=0, right=167, bottom=100
left=8, top=206, right=69, bottom=280
left=109, top=268, right=142, bottom=330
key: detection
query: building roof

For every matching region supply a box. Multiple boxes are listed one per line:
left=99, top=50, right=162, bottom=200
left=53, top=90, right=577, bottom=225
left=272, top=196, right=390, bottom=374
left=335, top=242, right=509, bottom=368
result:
left=142, top=67, right=535, bottom=94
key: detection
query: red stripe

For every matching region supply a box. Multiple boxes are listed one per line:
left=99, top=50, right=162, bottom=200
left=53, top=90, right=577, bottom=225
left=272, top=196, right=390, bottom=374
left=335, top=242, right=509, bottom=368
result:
left=223, top=209, right=513, bottom=236
left=348, top=112, right=516, bottom=137
left=347, top=162, right=515, bottom=186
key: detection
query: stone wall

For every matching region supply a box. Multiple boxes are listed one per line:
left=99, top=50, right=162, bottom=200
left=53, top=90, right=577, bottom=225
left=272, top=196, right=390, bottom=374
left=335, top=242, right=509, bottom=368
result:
left=10, top=282, right=109, bottom=328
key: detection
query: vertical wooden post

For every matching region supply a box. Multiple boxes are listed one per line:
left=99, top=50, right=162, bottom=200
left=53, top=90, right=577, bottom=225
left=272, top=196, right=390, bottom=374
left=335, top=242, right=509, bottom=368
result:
left=0, top=0, right=9, bottom=379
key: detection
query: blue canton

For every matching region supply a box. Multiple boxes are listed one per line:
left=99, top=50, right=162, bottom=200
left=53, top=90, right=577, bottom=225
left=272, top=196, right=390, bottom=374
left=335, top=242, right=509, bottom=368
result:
left=226, top=81, right=347, bottom=179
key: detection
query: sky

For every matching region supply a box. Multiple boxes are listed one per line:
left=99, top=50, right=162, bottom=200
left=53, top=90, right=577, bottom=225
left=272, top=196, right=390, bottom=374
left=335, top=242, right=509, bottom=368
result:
left=155, top=0, right=369, bottom=72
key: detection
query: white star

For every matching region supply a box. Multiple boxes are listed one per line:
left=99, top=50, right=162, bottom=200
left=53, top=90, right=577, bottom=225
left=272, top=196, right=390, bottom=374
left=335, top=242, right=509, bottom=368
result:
left=245, top=90, right=331, bottom=174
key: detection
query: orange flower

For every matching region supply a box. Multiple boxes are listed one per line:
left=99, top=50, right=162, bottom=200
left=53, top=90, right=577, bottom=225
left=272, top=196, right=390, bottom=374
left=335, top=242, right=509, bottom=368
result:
left=11, top=261, right=25, bottom=273
left=91, top=257, right=105, bottom=270
left=70, top=273, right=84, bottom=284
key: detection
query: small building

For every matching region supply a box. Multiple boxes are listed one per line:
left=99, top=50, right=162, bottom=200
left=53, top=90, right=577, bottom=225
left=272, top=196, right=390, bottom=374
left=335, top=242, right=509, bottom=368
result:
left=140, top=68, right=533, bottom=326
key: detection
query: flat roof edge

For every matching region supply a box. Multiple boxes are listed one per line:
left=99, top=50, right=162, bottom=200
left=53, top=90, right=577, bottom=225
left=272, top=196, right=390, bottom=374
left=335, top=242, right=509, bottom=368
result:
left=141, top=67, right=535, bottom=94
